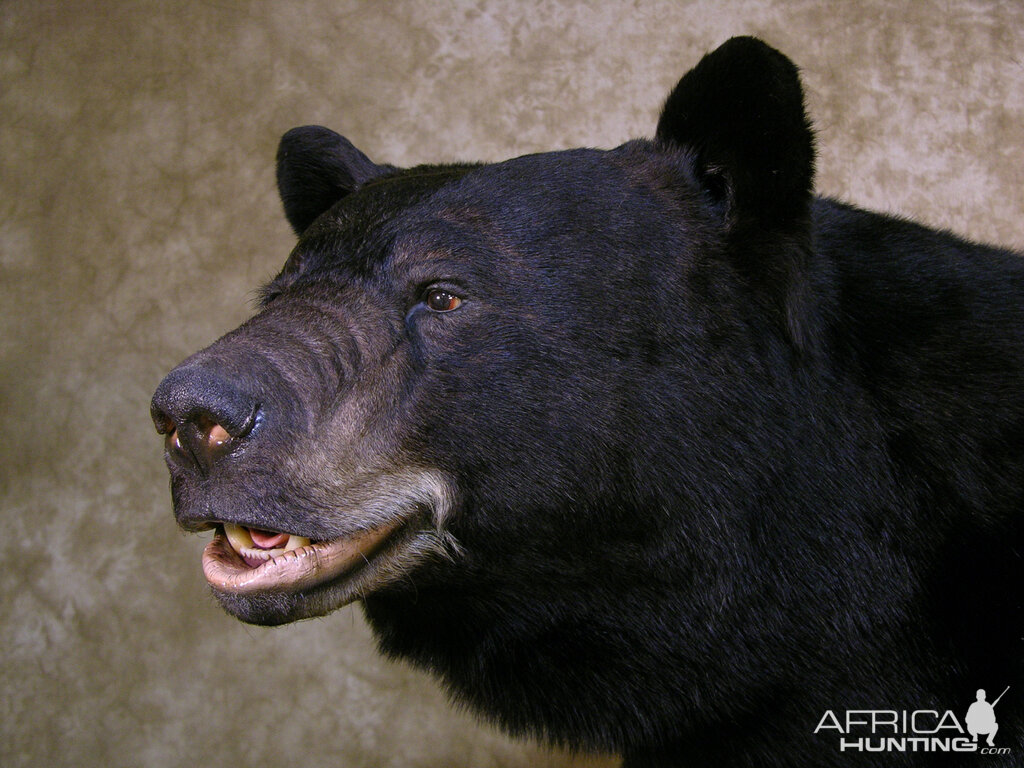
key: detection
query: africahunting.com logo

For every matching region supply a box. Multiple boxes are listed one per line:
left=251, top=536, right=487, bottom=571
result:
left=814, top=686, right=1011, bottom=756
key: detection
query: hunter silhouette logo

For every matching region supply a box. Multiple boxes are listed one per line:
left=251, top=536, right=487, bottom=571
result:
left=813, top=685, right=1012, bottom=755
left=966, top=687, right=1009, bottom=747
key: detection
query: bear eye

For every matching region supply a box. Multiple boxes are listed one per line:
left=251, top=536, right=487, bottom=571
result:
left=424, top=288, right=462, bottom=312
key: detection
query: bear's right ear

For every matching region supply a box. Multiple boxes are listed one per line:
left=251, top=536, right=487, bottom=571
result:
left=276, top=126, right=390, bottom=236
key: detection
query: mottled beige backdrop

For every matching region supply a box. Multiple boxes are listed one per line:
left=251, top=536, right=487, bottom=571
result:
left=2, top=2, right=1022, bottom=767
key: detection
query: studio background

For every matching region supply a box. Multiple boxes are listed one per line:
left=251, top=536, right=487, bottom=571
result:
left=2, top=1, right=1023, bottom=766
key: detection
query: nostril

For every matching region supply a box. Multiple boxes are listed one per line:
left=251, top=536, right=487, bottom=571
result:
left=207, top=422, right=231, bottom=447
left=199, top=406, right=257, bottom=441
left=195, top=415, right=233, bottom=452
left=160, top=412, right=245, bottom=470
left=151, top=410, right=183, bottom=451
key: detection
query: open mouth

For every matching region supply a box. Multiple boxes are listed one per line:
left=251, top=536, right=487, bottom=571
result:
left=202, top=520, right=403, bottom=595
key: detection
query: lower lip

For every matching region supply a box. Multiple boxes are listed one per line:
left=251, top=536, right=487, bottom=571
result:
left=201, top=521, right=403, bottom=595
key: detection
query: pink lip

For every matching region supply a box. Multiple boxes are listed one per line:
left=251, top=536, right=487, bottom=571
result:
left=201, top=521, right=403, bottom=595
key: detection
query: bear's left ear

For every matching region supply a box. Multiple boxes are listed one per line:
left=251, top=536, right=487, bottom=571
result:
left=276, top=126, right=391, bottom=236
left=656, top=37, right=819, bottom=351
left=656, top=36, right=814, bottom=229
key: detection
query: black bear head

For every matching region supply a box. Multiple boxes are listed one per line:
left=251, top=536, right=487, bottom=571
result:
left=152, top=37, right=829, bottom=658
left=152, top=37, right=1024, bottom=762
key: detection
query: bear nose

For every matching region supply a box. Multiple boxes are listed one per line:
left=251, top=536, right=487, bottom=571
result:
left=151, top=365, right=260, bottom=471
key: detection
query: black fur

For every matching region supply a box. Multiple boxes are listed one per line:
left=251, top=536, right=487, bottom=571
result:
left=154, top=38, right=1023, bottom=766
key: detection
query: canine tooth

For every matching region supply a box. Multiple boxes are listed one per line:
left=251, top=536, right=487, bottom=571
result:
left=224, top=523, right=254, bottom=553
left=285, top=534, right=311, bottom=551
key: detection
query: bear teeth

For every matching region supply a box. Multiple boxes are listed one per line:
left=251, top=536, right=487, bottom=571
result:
left=223, top=522, right=311, bottom=566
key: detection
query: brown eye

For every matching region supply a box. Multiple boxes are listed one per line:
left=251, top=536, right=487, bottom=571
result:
left=425, top=288, right=462, bottom=312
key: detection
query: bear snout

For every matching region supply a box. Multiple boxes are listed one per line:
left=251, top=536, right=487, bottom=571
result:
left=151, top=362, right=260, bottom=474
